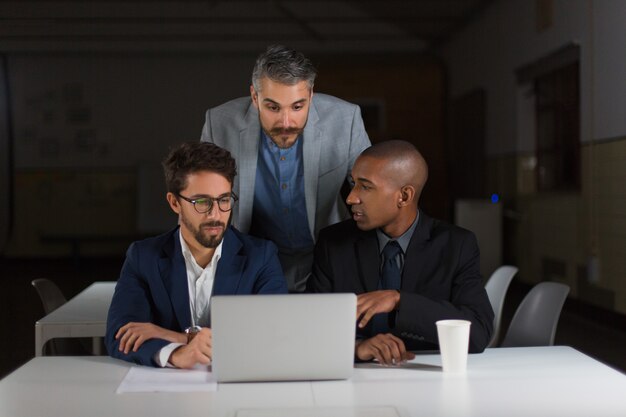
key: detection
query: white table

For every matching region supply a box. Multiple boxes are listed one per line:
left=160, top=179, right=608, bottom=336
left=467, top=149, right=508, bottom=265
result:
left=34, top=281, right=116, bottom=356
left=3, top=346, right=625, bottom=417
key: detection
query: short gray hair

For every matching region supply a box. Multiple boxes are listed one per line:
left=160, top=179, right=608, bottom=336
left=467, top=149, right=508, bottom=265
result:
left=251, top=45, right=317, bottom=92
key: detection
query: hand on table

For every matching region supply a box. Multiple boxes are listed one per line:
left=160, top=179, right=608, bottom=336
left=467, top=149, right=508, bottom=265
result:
left=355, top=333, right=415, bottom=365
left=356, top=290, right=401, bottom=328
left=116, top=322, right=186, bottom=354
left=169, top=328, right=213, bottom=369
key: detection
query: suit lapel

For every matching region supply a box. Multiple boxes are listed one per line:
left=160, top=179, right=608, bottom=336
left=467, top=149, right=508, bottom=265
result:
left=302, top=99, right=321, bottom=239
left=212, top=228, right=245, bottom=295
left=401, top=211, right=432, bottom=290
left=354, top=229, right=380, bottom=292
left=159, top=229, right=192, bottom=330
left=237, top=103, right=261, bottom=233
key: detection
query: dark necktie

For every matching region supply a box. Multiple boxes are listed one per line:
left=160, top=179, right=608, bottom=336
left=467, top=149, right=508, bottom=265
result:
left=381, top=241, right=402, bottom=291
left=371, top=241, right=402, bottom=335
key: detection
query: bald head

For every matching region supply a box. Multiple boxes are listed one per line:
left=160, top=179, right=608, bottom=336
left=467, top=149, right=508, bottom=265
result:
left=347, top=140, right=428, bottom=236
left=359, top=140, right=429, bottom=202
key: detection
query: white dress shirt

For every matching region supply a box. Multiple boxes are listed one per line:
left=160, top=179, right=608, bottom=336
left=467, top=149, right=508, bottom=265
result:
left=154, top=229, right=222, bottom=367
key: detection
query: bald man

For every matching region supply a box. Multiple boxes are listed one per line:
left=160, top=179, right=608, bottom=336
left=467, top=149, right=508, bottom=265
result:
left=307, top=140, right=494, bottom=364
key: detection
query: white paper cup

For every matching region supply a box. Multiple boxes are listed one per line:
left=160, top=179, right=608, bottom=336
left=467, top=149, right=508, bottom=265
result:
left=436, top=320, right=471, bottom=373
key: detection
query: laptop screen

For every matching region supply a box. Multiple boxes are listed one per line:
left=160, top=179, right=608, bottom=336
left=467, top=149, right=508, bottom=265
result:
left=211, top=293, right=356, bottom=382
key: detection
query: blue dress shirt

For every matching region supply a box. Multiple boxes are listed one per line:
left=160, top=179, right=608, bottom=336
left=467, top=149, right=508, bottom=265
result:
left=375, top=213, right=419, bottom=272
left=249, top=132, right=314, bottom=253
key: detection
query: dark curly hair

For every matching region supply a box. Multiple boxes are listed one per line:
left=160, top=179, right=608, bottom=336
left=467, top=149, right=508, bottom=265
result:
left=162, top=142, right=237, bottom=194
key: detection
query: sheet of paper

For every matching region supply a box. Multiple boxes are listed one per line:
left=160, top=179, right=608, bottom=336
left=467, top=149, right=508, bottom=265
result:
left=236, top=406, right=400, bottom=417
left=349, top=362, right=442, bottom=383
left=116, top=365, right=217, bottom=393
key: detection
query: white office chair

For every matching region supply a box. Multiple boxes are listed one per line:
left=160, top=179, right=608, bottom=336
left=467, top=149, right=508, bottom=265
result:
left=501, top=281, right=570, bottom=347
left=485, top=265, right=518, bottom=347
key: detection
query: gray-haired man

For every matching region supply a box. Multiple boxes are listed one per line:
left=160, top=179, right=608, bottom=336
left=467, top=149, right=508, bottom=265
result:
left=200, top=45, right=370, bottom=292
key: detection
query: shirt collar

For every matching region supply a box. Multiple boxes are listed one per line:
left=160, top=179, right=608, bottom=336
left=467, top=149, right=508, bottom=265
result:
left=376, top=212, right=419, bottom=254
left=179, top=228, right=223, bottom=272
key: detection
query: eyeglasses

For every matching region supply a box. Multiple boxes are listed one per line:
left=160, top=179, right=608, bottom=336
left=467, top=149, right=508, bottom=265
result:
left=177, top=193, right=238, bottom=214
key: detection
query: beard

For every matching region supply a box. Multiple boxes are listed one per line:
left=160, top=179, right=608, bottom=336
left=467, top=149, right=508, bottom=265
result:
left=260, top=111, right=308, bottom=149
left=264, top=126, right=304, bottom=149
left=181, top=215, right=227, bottom=249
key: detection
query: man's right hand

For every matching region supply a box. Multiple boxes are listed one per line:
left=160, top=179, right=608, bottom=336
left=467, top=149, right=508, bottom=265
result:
left=169, top=328, right=213, bottom=369
left=355, top=333, right=415, bottom=365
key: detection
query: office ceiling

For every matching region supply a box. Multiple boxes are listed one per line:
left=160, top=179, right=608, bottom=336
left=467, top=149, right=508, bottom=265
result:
left=0, top=0, right=494, bottom=53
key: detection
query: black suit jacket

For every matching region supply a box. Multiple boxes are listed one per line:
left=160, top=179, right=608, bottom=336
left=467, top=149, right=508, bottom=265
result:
left=307, top=212, right=494, bottom=353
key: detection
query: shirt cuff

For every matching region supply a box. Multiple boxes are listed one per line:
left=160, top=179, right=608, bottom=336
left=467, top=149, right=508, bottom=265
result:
left=154, top=343, right=185, bottom=368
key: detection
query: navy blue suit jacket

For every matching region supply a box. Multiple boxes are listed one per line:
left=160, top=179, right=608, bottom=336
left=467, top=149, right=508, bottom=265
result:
left=106, top=226, right=287, bottom=366
left=307, top=212, right=494, bottom=353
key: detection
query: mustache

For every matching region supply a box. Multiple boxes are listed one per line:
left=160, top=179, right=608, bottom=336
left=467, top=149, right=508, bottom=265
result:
left=200, top=221, right=225, bottom=228
left=270, top=127, right=303, bottom=135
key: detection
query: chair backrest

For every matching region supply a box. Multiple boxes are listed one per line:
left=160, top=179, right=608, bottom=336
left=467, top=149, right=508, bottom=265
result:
left=31, top=278, right=67, bottom=314
left=31, top=278, right=92, bottom=356
left=485, top=265, right=518, bottom=347
left=501, top=281, right=570, bottom=347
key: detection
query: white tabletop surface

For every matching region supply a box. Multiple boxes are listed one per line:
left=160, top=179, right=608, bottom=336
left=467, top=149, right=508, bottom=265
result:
left=34, top=281, right=116, bottom=355
left=2, top=346, right=625, bottom=417
left=36, top=282, right=115, bottom=325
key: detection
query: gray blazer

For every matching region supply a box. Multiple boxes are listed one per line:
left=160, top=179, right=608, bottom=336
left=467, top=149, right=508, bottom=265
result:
left=200, top=93, right=371, bottom=241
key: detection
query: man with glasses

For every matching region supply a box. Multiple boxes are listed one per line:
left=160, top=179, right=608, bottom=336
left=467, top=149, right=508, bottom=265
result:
left=106, top=142, right=287, bottom=368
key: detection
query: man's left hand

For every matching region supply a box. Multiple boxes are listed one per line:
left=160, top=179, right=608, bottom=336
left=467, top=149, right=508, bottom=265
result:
left=355, top=333, right=415, bottom=365
left=356, top=290, right=401, bottom=328
left=115, top=322, right=186, bottom=354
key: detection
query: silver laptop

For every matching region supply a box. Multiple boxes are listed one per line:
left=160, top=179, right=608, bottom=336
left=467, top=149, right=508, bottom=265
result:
left=211, top=293, right=356, bottom=383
